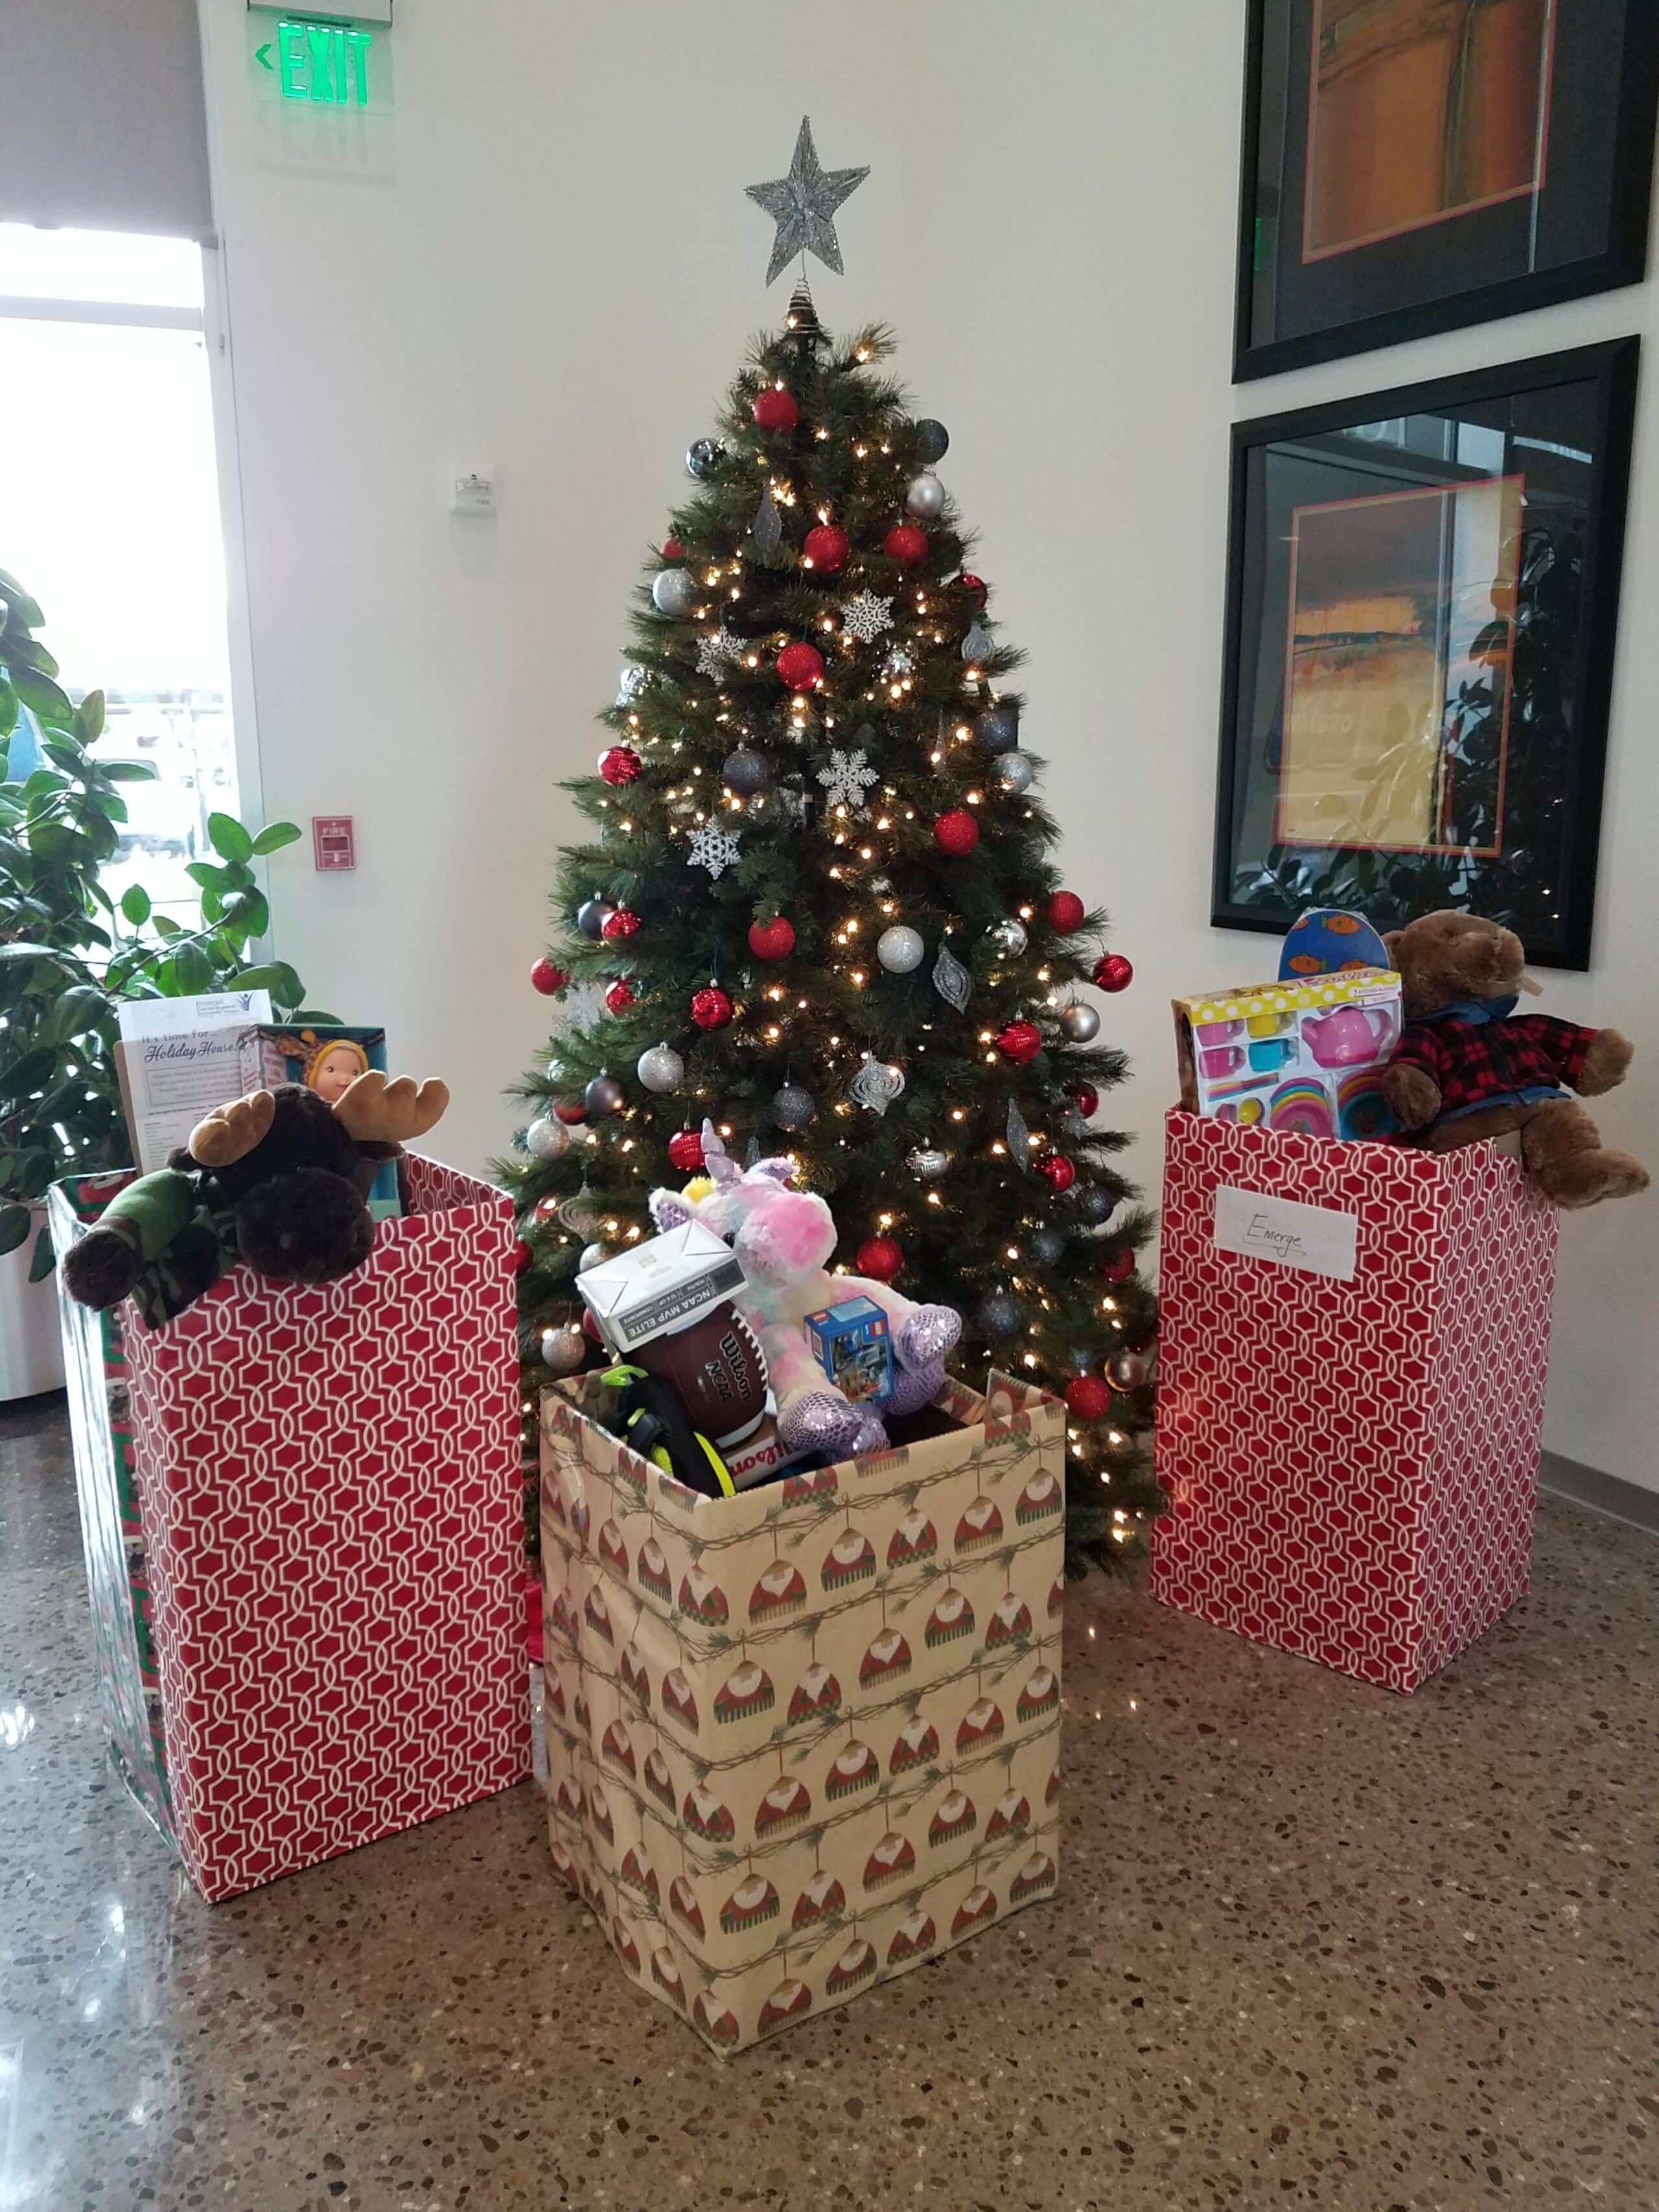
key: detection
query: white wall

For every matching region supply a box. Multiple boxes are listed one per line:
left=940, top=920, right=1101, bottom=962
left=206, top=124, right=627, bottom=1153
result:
left=198, top=0, right=1659, bottom=1492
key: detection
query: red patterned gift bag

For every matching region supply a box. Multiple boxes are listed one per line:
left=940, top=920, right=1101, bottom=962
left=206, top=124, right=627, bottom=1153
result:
left=53, top=1156, right=530, bottom=1900
left=1151, top=1111, right=1559, bottom=1693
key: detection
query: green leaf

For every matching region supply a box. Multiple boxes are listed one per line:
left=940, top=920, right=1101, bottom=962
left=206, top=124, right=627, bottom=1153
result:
left=171, top=942, right=213, bottom=995
left=207, top=811, right=253, bottom=863
left=38, top=985, right=113, bottom=1047
left=0, top=1206, right=30, bottom=1258
left=185, top=860, right=230, bottom=892
left=150, top=912, right=183, bottom=938
left=10, top=664, right=70, bottom=723
left=41, top=737, right=87, bottom=775
left=0, top=1045, right=58, bottom=1102
left=102, top=760, right=158, bottom=783
left=13, top=1149, right=55, bottom=1201
left=227, top=964, right=288, bottom=995
left=0, top=572, right=45, bottom=629
left=0, top=678, right=16, bottom=741
left=119, top=882, right=152, bottom=927
left=218, top=889, right=269, bottom=940
left=200, top=885, right=225, bottom=926
left=20, top=768, right=68, bottom=802
left=250, top=820, right=303, bottom=856
left=27, top=1222, right=55, bottom=1281
left=75, top=689, right=104, bottom=744
left=270, top=964, right=307, bottom=1010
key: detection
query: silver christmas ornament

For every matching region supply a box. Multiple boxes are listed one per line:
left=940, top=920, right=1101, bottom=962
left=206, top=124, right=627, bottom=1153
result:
left=1066, top=1345, right=1095, bottom=1377
left=745, top=115, right=871, bottom=286
left=616, top=664, right=649, bottom=704
left=686, top=438, right=723, bottom=480
left=1006, top=1096, right=1031, bottom=1169
left=879, top=643, right=916, bottom=684
left=1060, top=1001, right=1101, bottom=1043
left=987, top=917, right=1028, bottom=959
left=877, top=924, right=925, bottom=974
left=652, top=566, right=698, bottom=620
left=579, top=1242, right=608, bottom=1273
left=576, top=898, right=614, bottom=940
left=524, top=1116, right=570, bottom=1162
left=996, top=749, right=1035, bottom=795
left=905, top=471, right=945, bottom=522
left=636, top=1042, right=684, bottom=1094
left=772, top=1082, right=816, bottom=1131
left=914, top=419, right=950, bottom=463
left=1108, top=1347, right=1150, bottom=1391
left=907, top=1145, right=949, bottom=1178
left=722, top=747, right=772, bottom=797
left=751, top=486, right=783, bottom=555
left=1027, top=1226, right=1066, bottom=1267
left=848, top=1054, right=906, bottom=1115
left=540, top=1324, right=588, bottom=1376
left=931, top=940, right=971, bottom=1012
left=585, top=1073, right=625, bottom=1117
left=977, top=1289, right=1021, bottom=1340
left=962, top=620, right=995, bottom=662
left=975, top=702, right=1020, bottom=754
left=559, top=1187, right=603, bottom=1239
left=545, top=1057, right=564, bottom=1085
left=840, top=589, right=894, bottom=644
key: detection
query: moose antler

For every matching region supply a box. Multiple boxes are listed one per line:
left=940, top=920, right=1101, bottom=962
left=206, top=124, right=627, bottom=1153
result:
left=189, top=1089, right=277, bottom=1168
left=332, top=1070, right=450, bottom=1145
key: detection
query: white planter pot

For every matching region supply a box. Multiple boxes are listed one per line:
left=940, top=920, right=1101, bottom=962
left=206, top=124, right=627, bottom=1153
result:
left=0, top=1217, right=65, bottom=1399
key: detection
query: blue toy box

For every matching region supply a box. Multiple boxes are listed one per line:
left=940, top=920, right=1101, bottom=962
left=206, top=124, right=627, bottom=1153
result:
left=803, top=1296, right=894, bottom=1405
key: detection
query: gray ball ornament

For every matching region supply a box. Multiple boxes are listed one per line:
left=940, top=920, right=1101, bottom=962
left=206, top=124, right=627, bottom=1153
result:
left=1027, top=1225, right=1066, bottom=1267
left=997, top=750, right=1035, bottom=795
left=524, top=1115, right=570, bottom=1163
left=577, top=898, right=615, bottom=941
left=905, top=472, right=945, bottom=522
left=1108, top=1347, right=1150, bottom=1391
left=914, top=419, right=950, bottom=463
left=987, top=917, right=1028, bottom=959
left=907, top=1145, right=949, bottom=1178
left=616, top=664, right=649, bottom=705
left=721, top=747, right=772, bottom=797
left=579, top=1242, right=608, bottom=1273
left=976, top=1288, right=1021, bottom=1340
left=636, top=1042, right=684, bottom=1095
left=975, top=702, right=1020, bottom=754
left=1072, top=1183, right=1113, bottom=1225
left=584, top=1073, right=625, bottom=1117
left=772, top=1082, right=816, bottom=1131
left=651, top=566, right=698, bottom=620
left=540, top=1324, right=588, bottom=1376
left=877, top=924, right=926, bottom=974
left=1059, top=1001, right=1101, bottom=1043
left=686, top=437, right=723, bottom=480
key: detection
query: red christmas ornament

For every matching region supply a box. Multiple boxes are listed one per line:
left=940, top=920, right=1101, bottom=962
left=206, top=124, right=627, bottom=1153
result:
left=598, top=744, right=642, bottom=787
left=1036, top=1152, right=1076, bottom=1193
left=776, top=640, right=824, bottom=692
left=1065, top=1375, right=1113, bottom=1421
left=996, top=1018, right=1043, bottom=1065
left=752, top=385, right=800, bottom=432
left=667, top=1127, right=706, bottom=1173
left=802, top=523, right=850, bottom=574
left=934, top=809, right=980, bottom=856
left=883, top=522, right=927, bottom=566
left=581, top=1307, right=603, bottom=1343
left=690, top=985, right=734, bottom=1030
left=604, top=977, right=636, bottom=1014
left=511, top=1238, right=535, bottom=1274
left=601, top=907, right=641, bottom=941
left=1094, top=952, right=1134, bottom=994
left=533, top=1193, right=564, bottom=1226
left=529, top=956, right=568, bottom=997
left=552, top=1099, right=587, bottom=1127
left=1105, top=1246, right=1136, bottom=1284
left=855, top=1237, right=903, bottom=1283
left=957, top=572, right=988, bottom=607
left=747, top=915, right=796, bottom=962
left=661, top=537, right=684, bottom=559
left=1069, top=1082, right=1100, bottom=1119
left=1046, top=891, right=1086, bottom=933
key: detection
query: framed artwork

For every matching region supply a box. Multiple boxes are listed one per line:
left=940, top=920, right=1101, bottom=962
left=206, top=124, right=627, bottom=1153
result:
left=1235, top=0, right=1659, bottom=380
left=1212, top=339, right=1638, bottom=970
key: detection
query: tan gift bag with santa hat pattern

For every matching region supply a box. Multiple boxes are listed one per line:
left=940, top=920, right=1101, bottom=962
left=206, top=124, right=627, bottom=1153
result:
left=540, top=1370, right=1065, bottom=2055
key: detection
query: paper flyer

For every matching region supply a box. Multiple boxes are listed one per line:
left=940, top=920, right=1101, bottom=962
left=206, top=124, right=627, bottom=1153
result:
left=115, top=990, right=273, bottom=1172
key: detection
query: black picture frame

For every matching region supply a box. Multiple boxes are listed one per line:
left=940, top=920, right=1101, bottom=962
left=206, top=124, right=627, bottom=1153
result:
left=1212, top=339, right=1638, bottom=971
left=1235, top=1, right=1659, bottom=382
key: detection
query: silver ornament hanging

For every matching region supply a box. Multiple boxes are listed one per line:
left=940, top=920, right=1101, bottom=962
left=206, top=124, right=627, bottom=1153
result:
left=540, top=1324, right=588, bottom=1375
left=559, top=1186, right=603, bottom=1239
left=751, top=486, right=783, bottom=555
left=576, top=898, right=615, bottom=940
left=907, top=1145, right=949, bottom=1178
left=879, top=643, right=916, bottom=684
left=914, top=419, right=949, bottom=463
left=848, top=1054, right=906, bottom=1115
left=977, top=1288, right=1021, bottom=1340
left=1027, top=1225, right=1066, bottom=1267
left=975, top=702, right=1020, bottom=754
left=686, top=437, right=723, bottom=480
left=524, top=1115, right=570, bottom=1162
left=932, top=940, right=971, bottom=1012
left=652, top=566, right=698, bottom=619
left=722, top=747, right=772, bottom=797
left=876, top=924, right=925, bottom=974
left=905, top=471, right=945, bottom=521
left=636, top=1042, right=684, bottom=1094
left=1066, top=1345, right=1095, bottom=1377
left=987, top=917, right=1028, bottom=959
left=962, top=620, right=995, bottom=662
left=1108, top=1347, right=1150, bottom=1391
left=1059, top=1001, right=1101, bottom=1043
left=585, top=1073, right=625, bottom=1117
left=1006, top=1095, right=1031, bottom=1169
left=996, top=749, right=1035, bottom=795
left=772, top=1082, right=816, bottom=1131
left=579, top=1242, right=609, bottom=1273
left=616, top=665, right=649, bottom=705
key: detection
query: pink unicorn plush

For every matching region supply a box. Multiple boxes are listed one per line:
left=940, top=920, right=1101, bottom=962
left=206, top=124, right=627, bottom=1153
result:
left=649, top=1123, right=961, bottom=1460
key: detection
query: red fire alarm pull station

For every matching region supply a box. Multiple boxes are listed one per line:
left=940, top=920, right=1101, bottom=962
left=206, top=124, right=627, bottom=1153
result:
left=312, top=815, right=356, bottom=871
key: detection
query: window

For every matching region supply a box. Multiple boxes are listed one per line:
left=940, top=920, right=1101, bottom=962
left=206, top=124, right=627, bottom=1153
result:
left=0, top=222, right=237, bottom=917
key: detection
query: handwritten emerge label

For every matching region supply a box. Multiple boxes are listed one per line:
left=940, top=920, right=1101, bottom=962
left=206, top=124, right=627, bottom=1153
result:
left=1212, top=1185, right=1358, bottom=1281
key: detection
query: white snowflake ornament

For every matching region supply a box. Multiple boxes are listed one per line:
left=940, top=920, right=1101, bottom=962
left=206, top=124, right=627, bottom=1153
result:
left=695, top=630, right=744, bottom=679
left=841, top=590, right=894, bottom=644
left=686, top=821, right=742, bottom=879
left=817, top=747, right=879, bottom=813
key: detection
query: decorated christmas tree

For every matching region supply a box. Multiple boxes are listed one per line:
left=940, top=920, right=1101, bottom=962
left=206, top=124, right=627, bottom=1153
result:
left=504, top=121, right=1159, bottom=1574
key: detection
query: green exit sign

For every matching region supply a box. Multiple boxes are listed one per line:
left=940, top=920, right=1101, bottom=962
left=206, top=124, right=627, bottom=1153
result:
left=256, top=19, right=376, bottom=106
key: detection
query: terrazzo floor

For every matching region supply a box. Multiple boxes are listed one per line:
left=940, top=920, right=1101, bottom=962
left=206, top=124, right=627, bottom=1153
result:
left=2, top=1391, right=1656, bottom=2212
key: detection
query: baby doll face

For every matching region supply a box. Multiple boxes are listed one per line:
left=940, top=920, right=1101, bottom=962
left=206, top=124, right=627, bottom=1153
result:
left=310, top=1045, right=364, bottom=1104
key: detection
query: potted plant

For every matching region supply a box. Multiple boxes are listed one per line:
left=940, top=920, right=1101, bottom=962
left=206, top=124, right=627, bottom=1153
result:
left=0, top=568, right=324, bottom=1396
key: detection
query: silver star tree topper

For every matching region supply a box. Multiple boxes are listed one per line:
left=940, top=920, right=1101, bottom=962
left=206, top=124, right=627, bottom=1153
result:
left=745, top=117, right=870, bottom=286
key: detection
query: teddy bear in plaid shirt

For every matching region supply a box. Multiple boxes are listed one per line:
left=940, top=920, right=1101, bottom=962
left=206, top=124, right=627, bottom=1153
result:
left=1381, top=911, right=1647, bottom=1209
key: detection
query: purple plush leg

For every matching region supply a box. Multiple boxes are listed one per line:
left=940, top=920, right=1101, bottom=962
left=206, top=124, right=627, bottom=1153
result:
left=897, top=1305, right=962, bottom=1369
left=778, top=1391, right=888, bottom=1460
left=885, top=1355, right=946, bottom=1417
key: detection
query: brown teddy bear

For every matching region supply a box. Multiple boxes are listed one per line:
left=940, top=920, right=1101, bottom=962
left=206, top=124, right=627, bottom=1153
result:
left=1380, top=910, right=1647, bottom=1209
